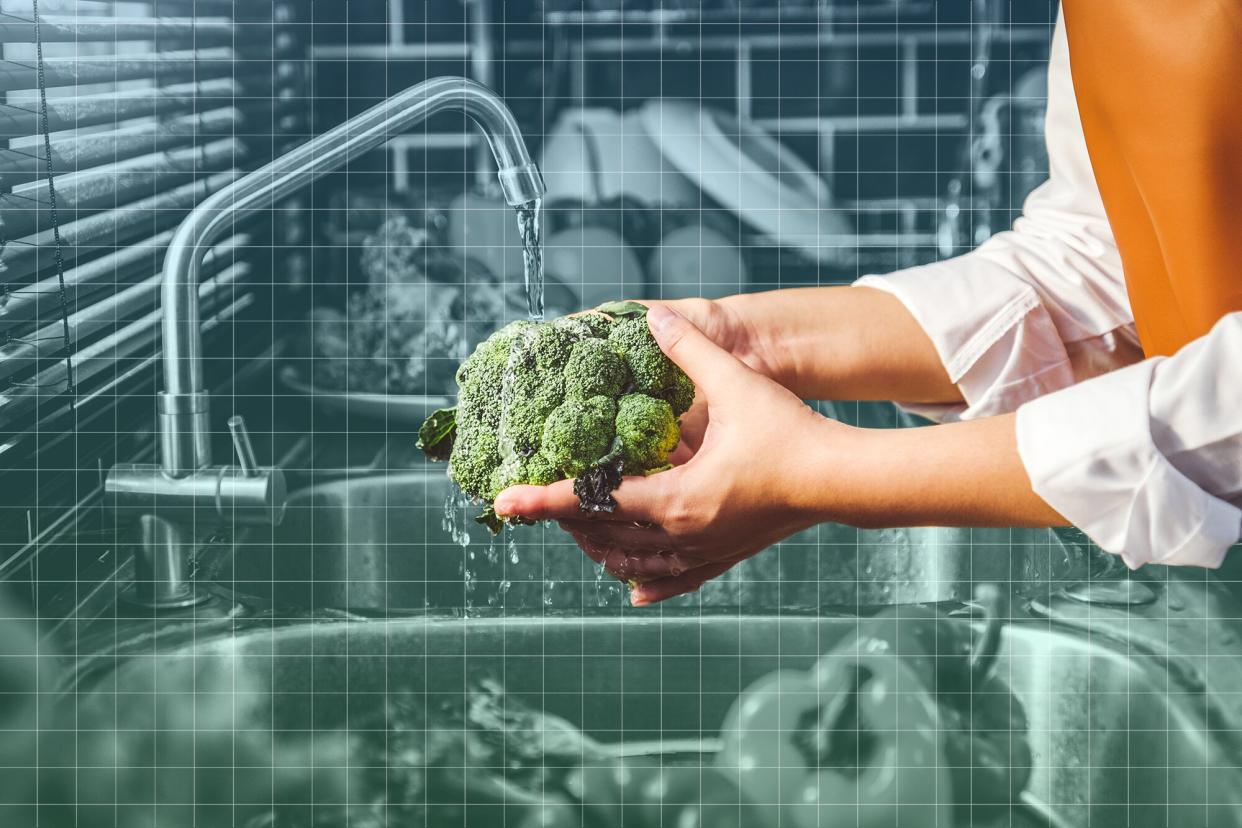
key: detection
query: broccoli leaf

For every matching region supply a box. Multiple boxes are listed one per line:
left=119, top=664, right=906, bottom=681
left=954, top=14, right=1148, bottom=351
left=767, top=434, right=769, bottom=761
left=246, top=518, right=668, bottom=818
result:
left=417, top=407, right=457, bottom=461
left=475, top=506, right=504, bottom=535
left=573, top=439, right=626, bottom=514
left=594, top=300, right=648, bottom=320
left=474, top=506, right=534, bottom=535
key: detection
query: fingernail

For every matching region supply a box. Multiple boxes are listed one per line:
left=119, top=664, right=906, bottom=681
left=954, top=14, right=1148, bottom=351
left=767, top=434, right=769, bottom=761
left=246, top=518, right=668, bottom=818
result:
left=493, top=493, right=515, bottom=516
left=630, top=588, right=650, bottom=607
left=645, top=304, right=680, bottom=338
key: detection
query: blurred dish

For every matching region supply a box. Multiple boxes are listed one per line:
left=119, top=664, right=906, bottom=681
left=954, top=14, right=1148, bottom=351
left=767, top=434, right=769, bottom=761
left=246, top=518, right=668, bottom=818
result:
left=542, top=224, right=646, bottom=309
left=280, top=364, right=451, bottom=426
left=543, top=194, right=662, bottom=255
left=445, top=190, right=526, bottom=279
left=649, top=223, right=749, bottom=299
left=639, top=99, right=852, bottom=263
left=540, top=107, right=698, bottom=207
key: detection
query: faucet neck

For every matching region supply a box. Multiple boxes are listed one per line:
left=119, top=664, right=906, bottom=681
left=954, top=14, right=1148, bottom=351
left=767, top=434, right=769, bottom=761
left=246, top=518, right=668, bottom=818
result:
left=158, top=391, right=212, bottom=476
left=157, top=76, right=544, bottom=473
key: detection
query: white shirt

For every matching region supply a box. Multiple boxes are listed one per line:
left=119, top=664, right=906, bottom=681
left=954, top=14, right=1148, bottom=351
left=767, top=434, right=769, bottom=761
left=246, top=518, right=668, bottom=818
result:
left=855, top=14, right=1242, bottom=569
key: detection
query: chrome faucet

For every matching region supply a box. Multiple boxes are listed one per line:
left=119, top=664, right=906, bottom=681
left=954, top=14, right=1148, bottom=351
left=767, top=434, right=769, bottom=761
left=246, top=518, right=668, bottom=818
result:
left=106, top=77, right=546, bottom=608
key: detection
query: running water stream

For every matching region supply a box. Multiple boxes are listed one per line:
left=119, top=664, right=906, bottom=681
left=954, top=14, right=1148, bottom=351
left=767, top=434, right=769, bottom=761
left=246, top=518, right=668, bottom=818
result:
left=515, top=198, right=544, bottom=319
left=444, top=200, right=546, bottom=608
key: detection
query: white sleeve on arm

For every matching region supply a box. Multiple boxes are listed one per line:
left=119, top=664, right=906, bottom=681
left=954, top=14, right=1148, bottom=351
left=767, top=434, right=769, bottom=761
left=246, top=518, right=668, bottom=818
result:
left=1017, top=313, right=1242, bottom=569
left=855, top=13, right=1139, bottom=422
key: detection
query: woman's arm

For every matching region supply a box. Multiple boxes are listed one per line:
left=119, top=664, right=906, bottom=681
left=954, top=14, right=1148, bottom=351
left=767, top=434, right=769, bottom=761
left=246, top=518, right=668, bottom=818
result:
left=495, top=306, right=1065, bottom=605
left=844, top=413, right=1065, bottom=529
left=673, top=286, right=964, bottom=405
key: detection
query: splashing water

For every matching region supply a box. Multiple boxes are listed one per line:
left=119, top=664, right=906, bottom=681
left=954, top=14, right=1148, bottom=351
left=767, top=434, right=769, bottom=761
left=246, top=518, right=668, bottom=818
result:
left=515, top=198, right=544, bottom=320
left=441, top=489, right=472, bottom=549
left=594, top=565, right=624, bottom=607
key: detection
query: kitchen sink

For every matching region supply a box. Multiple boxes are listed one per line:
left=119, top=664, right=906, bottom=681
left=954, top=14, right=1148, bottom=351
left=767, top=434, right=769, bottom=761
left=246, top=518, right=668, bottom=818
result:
left=63, top=614, right=1242, bottom=827
left=201, top=471, right=1094, bottom=613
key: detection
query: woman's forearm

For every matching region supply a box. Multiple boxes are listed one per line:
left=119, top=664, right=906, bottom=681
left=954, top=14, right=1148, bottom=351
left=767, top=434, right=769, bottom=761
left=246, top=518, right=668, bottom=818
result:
left=823, top=413, right=1068, bottom=529
left=716, top=286, right=963, bottom=404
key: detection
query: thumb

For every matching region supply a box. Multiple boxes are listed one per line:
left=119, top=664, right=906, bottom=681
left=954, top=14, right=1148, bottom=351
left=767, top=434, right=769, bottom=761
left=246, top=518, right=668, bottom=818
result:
left=646, top=304, right=756, bottom=394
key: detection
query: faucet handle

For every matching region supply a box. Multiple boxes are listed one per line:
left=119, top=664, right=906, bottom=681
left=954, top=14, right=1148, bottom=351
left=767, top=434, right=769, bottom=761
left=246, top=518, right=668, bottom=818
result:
left=221, top=414, right=286, bottom=526
left=227, top=415, right=260, bottom=477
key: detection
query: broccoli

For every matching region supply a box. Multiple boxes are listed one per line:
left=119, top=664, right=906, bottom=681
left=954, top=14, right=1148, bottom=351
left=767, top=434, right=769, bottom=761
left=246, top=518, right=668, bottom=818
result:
left=417, top=302, right=694, bottom=531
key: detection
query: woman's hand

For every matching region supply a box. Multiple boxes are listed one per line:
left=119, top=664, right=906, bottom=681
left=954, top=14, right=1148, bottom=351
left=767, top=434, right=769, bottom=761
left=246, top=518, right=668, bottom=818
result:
left=654, top=288, right=962, bottom=404
left=641, top=297, right=783, bottom=383
left=495, top=303, right=1066, bottom=606
left=494, top=304, right=844, bottom=605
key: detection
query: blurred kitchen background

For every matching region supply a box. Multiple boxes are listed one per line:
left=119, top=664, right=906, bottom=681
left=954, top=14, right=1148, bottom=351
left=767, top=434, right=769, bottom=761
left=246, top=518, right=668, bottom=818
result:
left=12, top=4, right=1242, bottom=828
left=0, top=0, right=1064, bottom=626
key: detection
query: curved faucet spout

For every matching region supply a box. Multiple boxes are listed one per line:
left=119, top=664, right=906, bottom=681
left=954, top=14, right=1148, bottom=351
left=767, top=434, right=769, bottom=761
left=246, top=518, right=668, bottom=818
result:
left=158, top=76, right=544, bottom=475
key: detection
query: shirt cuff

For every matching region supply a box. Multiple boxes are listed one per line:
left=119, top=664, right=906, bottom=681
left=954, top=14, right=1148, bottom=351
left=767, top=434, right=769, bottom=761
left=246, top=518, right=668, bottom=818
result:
left=856, top=262, right=1075, bottom=422
left=1016, top=360, right=1242, bottom=569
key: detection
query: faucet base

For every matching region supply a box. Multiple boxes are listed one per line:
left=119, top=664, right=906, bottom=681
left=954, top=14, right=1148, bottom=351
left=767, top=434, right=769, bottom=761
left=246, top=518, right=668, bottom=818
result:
left=121, top=514, right=210, bottom=611
left=120, top=583, right=210, bottom=612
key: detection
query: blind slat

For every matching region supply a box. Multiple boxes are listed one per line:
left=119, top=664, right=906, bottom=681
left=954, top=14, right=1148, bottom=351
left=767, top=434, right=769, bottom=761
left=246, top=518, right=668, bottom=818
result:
left=72, top=0, right=242, bottom=12
left=0, top=169, right=239, bottom=283
left=0, top=253, right=246, bottom=384
left=0, top=77, right=238, bottom=137
left=0, top=106, right=241, bottom=187
left=0, top=47, right=260, bottom=93
left=1, top=138, right=245, bottom=238
left=0, top=230, right=250, bottom=339
left=0, top=273, right=251, bottom=428
left=0, top=16, right=236, bottom=44
left=0, top=229, right=172, bottom=337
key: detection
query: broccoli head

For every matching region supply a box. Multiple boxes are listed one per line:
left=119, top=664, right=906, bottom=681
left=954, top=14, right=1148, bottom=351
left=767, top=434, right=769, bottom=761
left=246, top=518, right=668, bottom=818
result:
left=417, top=302, right=694, bottom=531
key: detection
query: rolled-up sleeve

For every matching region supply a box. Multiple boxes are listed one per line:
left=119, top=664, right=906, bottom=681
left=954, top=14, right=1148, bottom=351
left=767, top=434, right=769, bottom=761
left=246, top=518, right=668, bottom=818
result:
left=856, top=12, right=1137, bottom=423
left=1017, top=314, right=1242, bottom=569
left=854, top=12, right=1242, bottom=567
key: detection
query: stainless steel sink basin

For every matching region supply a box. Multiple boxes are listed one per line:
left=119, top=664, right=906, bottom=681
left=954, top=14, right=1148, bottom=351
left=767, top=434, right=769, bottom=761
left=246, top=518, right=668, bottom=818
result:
left=69, top=615, right=1242, bottom=827
left=201, top=471, right=1094, bottom=613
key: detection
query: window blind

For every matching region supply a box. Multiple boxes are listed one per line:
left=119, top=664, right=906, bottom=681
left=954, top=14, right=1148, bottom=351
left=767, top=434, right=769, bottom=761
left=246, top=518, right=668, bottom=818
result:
left=0, top=0, right=303, bottom=439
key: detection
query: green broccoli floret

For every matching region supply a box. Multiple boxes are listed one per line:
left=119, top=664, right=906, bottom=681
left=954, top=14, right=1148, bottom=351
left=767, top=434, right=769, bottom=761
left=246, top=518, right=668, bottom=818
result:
left=419, top=302, right=694, bottom=532
left=570, top=311, right=616, bottom=338
left=541, top=396, right=617, bottom=476
left=564, top=338, right=629, bottom=400
left=615, top=393, right=679, bottom=472
left=455, top=320, right=534, bottom=430
left=447, top=424, right=499, bottom=497
left=489, top=450, right=559, bottom=499
left=608, top=318, right=696, bottom=415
